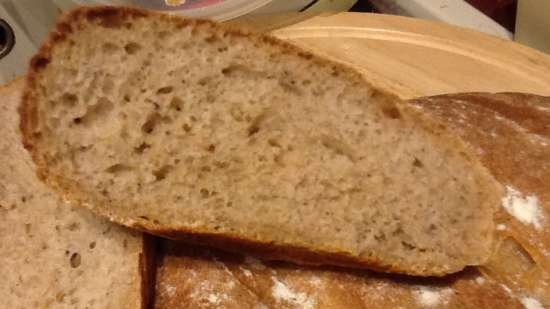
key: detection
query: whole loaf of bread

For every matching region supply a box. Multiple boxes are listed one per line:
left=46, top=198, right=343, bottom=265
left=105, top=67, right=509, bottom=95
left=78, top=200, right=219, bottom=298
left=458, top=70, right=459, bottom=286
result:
left=155, top=92, right=550, bottom=309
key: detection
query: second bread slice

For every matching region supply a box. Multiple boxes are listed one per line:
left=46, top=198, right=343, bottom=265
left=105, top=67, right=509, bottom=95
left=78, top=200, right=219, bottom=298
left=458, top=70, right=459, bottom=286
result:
left=21, top=6, right=501, bottom=276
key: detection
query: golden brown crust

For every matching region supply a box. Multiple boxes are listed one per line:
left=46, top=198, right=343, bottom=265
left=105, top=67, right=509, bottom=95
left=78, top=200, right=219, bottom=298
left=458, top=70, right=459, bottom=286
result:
left=136, top=223, right=401, bottom=275
left=156, top=243, right=526, bottom=309
left=411, top=92, right=550, bottom=303
left=21, top=6, right=500, bottom=277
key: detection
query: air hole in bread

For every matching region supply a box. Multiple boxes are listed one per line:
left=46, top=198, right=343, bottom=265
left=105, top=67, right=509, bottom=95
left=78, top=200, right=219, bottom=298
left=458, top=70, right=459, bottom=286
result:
left=221, top=64, right=240, bottom=76
left=182, top=123, right=192, bottom=132
left=61, top=93, right=78, bottom=107
left=67, top=222, right=79, bottom=231
left=381, top=103, right=402, bottom=119
left=268, top=138, right=281, bottom=148
left=105, top=164, right=133, bottom=174
left=401, top=241, right=416, bottom=251
left=392, top=227, right=404, bottom=235
left=142, top=112, right=163, bottom=134
left=134, top=142, right=151, bottom=154
left=200, top=188, right=210, bottom=198
left=76, top=97, right=114, bottom=127
left=70, top=252, right=81, bottom=268
left=156, top=86, right=173, bottom=95
left=152, top=165, right=172, bottom=181
left=274, top=152, right=284, bottom=166
left=248, top=125, right=260, bottom=137
left=169, top=97, right=183, bottom=111
left=124, top=42, right=141, bottom=55
left=413, top=158, right=424, bottom=168
left=205, top=34, right=218, bottom=43
left=247, top=109, right=272, bottom=137
left=320, top=135, right=355, bottom=162
left=89, top=241, right=96, bottom=249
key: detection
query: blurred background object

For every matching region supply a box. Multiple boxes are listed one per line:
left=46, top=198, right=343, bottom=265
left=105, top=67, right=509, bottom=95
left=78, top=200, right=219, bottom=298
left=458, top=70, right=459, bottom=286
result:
left=367, top=0, right=512, bottom=39
left=1, top=0, right=549, bottom=84
left=515, top=0, right=550, bottom=54
left=464, top=0, right=517, bottom=32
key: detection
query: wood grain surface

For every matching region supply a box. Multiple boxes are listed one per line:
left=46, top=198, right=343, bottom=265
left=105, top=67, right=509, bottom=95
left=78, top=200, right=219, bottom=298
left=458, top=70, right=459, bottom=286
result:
left=271, top=12, right=550, bottom=100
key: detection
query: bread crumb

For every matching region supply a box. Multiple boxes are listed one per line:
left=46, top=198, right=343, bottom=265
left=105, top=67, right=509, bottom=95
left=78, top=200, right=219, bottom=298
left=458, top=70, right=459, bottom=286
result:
left=496, top=224, right=507, bottom=230
left=414, top=287, right=453, bottom=307
left=519, top=296, right=544, bottom=309
left=501, top=186, right=544, bottom=230
left=272, top=277, right=316, bottom=309
left=475, top=277, right=486, bottom=285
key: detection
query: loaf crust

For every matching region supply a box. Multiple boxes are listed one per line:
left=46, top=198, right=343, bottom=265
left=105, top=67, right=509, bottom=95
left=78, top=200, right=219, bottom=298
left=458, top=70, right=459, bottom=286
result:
left=155, top=92, right=550, bottom=309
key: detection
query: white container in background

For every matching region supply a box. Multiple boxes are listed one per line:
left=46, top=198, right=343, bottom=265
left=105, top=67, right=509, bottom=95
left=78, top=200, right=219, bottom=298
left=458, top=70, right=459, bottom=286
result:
left=72, top=0, right=279, bottom=21
left=0, top=0, right=357, bottom=83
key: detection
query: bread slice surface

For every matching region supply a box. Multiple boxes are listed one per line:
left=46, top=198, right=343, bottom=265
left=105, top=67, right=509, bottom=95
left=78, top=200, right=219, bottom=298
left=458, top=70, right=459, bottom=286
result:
left=21, top=6, right=501, bottom=276
left=1, top=78, right=147, bottom=309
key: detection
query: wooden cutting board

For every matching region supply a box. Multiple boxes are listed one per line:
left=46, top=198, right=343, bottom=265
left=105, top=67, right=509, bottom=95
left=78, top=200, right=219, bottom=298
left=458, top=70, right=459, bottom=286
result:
left=268, top=12, right=550, bottom=100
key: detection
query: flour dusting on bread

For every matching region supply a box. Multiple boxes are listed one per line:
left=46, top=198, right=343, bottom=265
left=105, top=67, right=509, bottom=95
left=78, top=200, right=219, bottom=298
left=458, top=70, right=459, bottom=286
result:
left=520, top=296, right=545, bottom=309
left=414, top=286, right=453, bottom=307
left=271, top=277, right=316, bottom=309
left=502, top=186, right=545, bottom=230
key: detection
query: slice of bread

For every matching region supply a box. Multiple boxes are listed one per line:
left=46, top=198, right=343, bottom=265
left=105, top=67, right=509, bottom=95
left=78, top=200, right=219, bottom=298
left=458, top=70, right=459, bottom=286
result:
left=0, top=78, right=152, bottom=309
left=21, top=6, right=501, bottom=276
